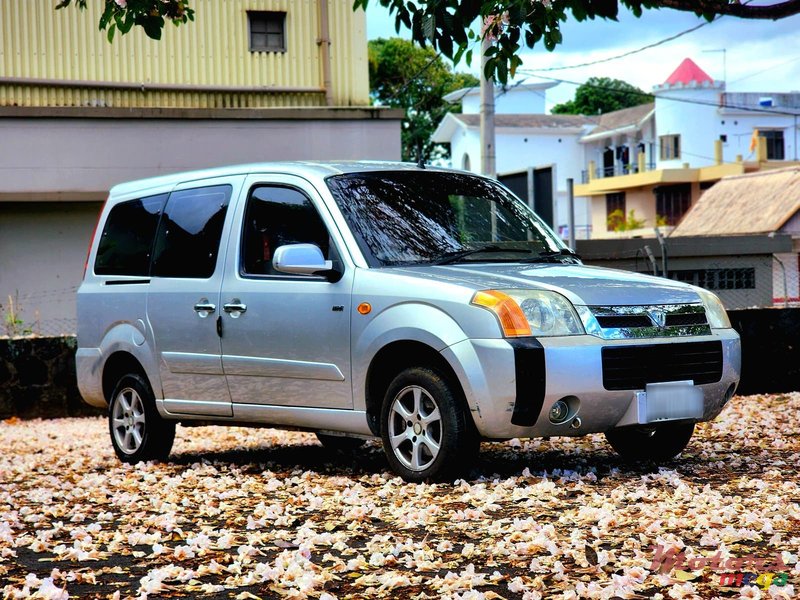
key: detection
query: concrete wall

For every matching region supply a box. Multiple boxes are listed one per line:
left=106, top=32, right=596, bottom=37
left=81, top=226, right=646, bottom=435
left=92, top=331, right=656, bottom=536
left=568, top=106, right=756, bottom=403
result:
left=0, top=336, right=101, bottom=419
left=729, top=308, right=800, bottom=395
left=0, top=202, right=102, bottom=335
left=0, top=110, right=402, bottom=199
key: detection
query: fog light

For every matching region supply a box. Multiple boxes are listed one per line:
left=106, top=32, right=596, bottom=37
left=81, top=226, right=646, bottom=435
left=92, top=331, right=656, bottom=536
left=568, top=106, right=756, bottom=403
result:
left=549, top=400, right=569, bottom=423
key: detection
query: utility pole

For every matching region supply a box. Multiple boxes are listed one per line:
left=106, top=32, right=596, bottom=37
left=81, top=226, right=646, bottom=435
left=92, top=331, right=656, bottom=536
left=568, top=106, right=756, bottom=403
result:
left=480, top=36, right=496, bottom=179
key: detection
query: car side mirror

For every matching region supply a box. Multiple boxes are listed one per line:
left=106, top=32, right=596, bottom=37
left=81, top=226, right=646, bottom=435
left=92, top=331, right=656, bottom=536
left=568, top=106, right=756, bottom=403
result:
left=273, top=243, right=334, bottom=277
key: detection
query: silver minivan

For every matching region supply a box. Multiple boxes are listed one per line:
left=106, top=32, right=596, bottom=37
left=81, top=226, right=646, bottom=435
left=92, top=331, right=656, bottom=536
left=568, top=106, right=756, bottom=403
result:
left=76, top=162, right=740, bottom=481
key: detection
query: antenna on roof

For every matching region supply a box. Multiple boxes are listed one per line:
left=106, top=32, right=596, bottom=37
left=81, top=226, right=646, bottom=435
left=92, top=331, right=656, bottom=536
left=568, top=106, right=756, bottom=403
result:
left=416, top=142, right=426, bottom=169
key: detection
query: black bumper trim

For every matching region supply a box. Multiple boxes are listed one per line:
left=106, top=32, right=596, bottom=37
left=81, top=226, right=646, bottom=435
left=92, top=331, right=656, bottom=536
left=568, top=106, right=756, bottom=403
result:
left=509, top=338, right=546, bottom=427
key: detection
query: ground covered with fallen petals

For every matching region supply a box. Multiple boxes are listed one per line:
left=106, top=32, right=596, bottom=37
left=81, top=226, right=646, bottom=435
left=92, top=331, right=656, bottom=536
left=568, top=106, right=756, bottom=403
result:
left=1, top=394, right=799, bottom=600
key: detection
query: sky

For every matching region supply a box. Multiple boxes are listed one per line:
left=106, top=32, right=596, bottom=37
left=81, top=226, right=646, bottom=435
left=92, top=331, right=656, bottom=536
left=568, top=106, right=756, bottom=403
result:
left=364, top=4, right=800, bottom=110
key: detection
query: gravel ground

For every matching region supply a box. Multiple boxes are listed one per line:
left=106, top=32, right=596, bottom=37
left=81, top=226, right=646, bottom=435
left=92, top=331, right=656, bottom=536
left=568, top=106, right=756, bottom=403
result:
left=1, top=393, right=799, bottom=600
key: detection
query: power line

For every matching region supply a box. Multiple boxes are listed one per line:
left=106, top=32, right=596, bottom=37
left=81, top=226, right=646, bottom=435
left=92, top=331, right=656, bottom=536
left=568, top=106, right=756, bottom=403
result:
left=520, top=18, right=717, bottom=74
left=521, top=73, right=800, bottom=116
left=728, top=54, right=800, bottom=85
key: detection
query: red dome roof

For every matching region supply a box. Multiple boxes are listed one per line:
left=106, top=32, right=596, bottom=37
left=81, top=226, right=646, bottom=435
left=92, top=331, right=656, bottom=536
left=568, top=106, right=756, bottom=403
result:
left=665, top=58, right=714, bottom=86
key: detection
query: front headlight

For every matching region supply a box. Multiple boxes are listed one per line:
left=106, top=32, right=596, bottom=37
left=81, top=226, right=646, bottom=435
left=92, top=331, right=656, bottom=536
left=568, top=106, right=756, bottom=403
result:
left=472, top=289, right=584, bottom=337
left=696, top=288, right=731, bottom=329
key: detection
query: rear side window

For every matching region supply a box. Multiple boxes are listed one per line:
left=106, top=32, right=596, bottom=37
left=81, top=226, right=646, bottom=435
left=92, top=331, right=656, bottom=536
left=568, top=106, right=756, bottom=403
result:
left=151, top=185, right=232, bottom=278
left=94, top=194, right=167, bottom=276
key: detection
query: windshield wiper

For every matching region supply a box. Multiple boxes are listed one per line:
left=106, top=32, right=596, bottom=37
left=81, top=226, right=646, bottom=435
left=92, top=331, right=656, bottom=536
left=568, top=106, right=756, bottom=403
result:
left=431, top=245, right=534, bottom=265
left=521, top=248, right=582, bottom=263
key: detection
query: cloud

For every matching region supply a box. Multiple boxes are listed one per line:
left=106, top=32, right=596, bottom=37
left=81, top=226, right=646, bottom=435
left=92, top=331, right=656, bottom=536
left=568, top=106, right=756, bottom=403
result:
left=364, top=2, right=800, bottom=105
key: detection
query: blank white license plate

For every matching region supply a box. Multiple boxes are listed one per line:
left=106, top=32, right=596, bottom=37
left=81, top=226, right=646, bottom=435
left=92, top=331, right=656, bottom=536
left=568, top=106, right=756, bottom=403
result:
left=641, top=381, right=704, bottom=423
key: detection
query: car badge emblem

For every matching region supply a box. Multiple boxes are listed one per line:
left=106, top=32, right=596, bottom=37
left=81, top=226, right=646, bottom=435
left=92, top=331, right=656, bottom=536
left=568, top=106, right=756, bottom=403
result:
left=648, top=309, right=666, bottom=328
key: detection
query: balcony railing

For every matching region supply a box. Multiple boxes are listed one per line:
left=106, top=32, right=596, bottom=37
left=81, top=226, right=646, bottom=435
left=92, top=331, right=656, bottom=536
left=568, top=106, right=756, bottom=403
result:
left=581, top=162, right=656, bottom=184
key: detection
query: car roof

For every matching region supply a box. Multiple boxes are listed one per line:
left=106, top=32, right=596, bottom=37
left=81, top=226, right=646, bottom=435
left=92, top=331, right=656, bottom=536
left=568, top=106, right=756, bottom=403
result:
left=108, top=160, right=470, bottom=198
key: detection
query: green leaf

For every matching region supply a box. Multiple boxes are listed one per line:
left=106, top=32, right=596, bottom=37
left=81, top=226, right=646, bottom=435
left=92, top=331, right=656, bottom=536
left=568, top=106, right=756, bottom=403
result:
left=496, top=57, right=508, bottom=84
left=106, top=23, right=116, bottom=43
left=142, top=18, right=163, bottom=40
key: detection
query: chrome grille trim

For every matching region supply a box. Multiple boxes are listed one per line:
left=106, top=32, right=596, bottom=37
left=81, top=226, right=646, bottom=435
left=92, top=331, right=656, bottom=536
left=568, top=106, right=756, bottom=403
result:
left=577, top=304, right=710, bottom=340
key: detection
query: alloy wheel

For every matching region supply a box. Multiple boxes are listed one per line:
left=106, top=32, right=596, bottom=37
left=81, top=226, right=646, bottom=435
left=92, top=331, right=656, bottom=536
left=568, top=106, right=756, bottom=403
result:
left=111, top=387, right=146, bottom=455
left=387, top=385, right=442, bottom=471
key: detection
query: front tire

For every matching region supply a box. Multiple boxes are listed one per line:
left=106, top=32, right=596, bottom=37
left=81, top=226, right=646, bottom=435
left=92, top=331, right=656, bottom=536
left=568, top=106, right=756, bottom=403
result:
left=108, top=374, right=175, bottom=463
left=605, top=422, right=695, bottom=462
left=380, top=367, right=478, bottom=482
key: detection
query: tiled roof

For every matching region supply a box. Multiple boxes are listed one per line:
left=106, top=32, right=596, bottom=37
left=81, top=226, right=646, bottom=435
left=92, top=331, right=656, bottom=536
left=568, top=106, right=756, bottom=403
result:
left=665, top=58, right=714, bottom=86
left=583, top=103, right=655, bottom=138
left=452, top=113, right=597, bottom=129
left=672, top=167, right=800, bottom=236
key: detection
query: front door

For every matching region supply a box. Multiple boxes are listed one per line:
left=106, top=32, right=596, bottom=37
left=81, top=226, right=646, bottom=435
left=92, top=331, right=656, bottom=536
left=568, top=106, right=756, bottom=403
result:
left=220, top=177, right=353, bottom=409
left=147, top=180, right=239, bottom=417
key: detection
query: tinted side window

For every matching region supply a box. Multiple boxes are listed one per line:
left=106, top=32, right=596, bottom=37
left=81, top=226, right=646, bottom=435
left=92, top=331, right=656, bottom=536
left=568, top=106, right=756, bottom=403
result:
left=241, top=186, right=331, bottom=276
left=94, top=194, right=167, bottom=276
left=151, top=185, right=232, bottom=278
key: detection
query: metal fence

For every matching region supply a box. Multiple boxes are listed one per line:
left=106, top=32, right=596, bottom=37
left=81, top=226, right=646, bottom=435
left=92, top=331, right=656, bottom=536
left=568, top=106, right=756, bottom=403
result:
left=0, top=287, right=78, bottom=337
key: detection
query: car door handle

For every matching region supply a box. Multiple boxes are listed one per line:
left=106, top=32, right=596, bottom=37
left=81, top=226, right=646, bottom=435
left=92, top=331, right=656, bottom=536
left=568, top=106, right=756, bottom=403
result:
left=223, top=300, right=247, bottom=317
left=193, top=300, right=216, bottom=318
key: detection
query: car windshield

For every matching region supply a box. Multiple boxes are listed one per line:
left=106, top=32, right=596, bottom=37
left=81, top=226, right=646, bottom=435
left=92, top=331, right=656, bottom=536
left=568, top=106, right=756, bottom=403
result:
left=326, top=170, right=570, bottom=267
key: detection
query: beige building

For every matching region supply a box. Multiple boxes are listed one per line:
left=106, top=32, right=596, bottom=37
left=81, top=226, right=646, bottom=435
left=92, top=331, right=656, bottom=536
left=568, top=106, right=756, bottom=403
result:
left=0, top=0, right=401, bottom=334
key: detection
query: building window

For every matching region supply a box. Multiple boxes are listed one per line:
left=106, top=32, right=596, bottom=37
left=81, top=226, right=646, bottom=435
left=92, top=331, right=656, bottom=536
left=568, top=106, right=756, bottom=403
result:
left=761, top=130, right=785, bottom=160
left=248, top=11, right=286, bottom=52
left=655, top=183, right=691, bottom=226
left=605, top=192, right=626, bottom=231
left=659, top=135, right=681, bottom=160
left=671, top=268, right=755, bottom=290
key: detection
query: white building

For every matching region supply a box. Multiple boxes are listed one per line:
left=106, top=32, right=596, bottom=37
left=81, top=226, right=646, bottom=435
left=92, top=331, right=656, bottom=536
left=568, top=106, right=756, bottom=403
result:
left=577, top=58, right=800, bottom=237
left=434, top=58, right=800, bottom=240
left=432, top=82, right=597, bottom=238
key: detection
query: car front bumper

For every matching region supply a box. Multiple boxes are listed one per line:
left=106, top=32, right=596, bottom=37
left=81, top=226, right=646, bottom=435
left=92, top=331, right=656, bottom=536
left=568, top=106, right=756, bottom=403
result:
left=441, top=329, right=741, bottom=440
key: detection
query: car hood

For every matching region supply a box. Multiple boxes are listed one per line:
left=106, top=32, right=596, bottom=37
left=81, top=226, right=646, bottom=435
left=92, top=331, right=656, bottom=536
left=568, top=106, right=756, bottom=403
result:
left=391, top=262, right=703, bottom=306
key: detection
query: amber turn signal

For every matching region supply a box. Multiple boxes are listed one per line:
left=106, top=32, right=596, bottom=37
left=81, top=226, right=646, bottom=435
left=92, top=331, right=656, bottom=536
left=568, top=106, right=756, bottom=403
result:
left=471, top=290, right=532, bottom=337
left=357, top=302, right=372, bottom=315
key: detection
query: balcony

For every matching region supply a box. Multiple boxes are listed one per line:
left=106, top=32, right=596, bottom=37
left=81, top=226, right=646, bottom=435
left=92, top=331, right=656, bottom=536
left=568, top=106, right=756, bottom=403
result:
left=581, top=162, right=656, bottom=184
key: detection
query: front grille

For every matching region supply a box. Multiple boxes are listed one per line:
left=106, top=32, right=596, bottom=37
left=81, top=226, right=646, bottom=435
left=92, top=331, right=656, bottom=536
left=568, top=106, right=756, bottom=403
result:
left=665, top=312, right=707, bottom=326
left=588, top=304, right=711, bottom=339
left=596, top=315, right=653, bottom=328
left=602, top=341, right=723, bottom=390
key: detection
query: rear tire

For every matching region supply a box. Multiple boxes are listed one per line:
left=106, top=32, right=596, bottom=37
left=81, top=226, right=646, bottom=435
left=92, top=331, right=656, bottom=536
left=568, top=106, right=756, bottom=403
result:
left=380, top=367, right=478, bottom=482
left=108, top=373, right=175, bottom=463
left=605, top=422, right=695, bottom=462
left=315, top=433, right=366, bottom=452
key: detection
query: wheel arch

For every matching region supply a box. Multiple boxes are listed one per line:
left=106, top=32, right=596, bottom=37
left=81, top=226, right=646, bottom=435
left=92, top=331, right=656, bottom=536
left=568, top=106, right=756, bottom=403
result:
left=364, top=340, right=472, bottom=436
left=102, top=351, right=149, bottom=403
